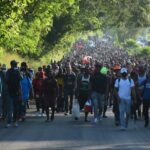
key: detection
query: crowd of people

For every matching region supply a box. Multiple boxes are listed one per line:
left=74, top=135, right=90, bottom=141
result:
left=0, top=38, right=150, bottom=130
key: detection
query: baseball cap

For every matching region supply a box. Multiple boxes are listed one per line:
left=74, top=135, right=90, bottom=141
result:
left=113, top=64, right=121, bottom=70
left=120, top=68, right=128, bottom=74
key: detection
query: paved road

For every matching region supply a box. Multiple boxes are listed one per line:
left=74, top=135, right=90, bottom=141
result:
left=0, top=107, right=150, bottom=150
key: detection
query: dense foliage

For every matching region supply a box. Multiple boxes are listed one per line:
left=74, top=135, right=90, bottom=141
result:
left=0, top=0, right=150, bottom=62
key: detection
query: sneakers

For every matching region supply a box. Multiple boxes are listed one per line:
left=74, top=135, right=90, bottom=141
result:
left=5, top=124, right=11, bottom=128
left=74, top=117, right=79, bottom=121
left=98, top=116, right=102, bottom=121
left=103, top=115, right=108, bottom=118
left=41, top=113, right=44, bottom=117
left=41, top=113, right=46, bottom=117
left=69, top=111, right=72, bottom=114
left=144, top=123, right=149, bottom=128
left=5, top=123, right=18, bottom=128
left=125, top=122, right=128, bottom=129
left=45, top=119, right=50, bottom=123
left=36, top=112, right=41, bottom=117
left=64, top=112, right=68, bottom=116
left=85, top=119, right=90, bottom=122
left=115, top=121, right=120, bottom=126
left=120, top=126, right=126, bottom=131
left=94, top=118, right=98, bottom=124
left=13, top=122, right=18, bottom=127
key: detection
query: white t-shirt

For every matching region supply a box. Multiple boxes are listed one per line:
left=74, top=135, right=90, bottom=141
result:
left=115, top=78, right=135, bottom=100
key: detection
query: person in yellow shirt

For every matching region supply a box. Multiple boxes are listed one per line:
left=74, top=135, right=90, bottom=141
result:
left=56, top=68, right=64, bottom=112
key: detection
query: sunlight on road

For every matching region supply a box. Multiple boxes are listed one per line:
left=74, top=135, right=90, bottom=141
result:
left=0, top=141, right=149, bottom=150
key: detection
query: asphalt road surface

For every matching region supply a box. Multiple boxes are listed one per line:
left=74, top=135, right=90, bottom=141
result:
left=0, top=106, right=150, bottom=150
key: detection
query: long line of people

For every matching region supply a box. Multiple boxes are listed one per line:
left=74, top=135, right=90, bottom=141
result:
left=0, top=58, right=150, bottom=130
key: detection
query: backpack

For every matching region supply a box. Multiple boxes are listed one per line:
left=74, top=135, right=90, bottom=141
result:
left=6, top=68, right=21, bottom=93
left=116, top=77, right=135, bottom=100
left=118, top=77, right=131, bottom=84
left=116, top=77, right=132, bottom=91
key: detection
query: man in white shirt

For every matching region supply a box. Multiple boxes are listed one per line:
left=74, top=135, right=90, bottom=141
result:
left=114, top=68, right=136, bottom=130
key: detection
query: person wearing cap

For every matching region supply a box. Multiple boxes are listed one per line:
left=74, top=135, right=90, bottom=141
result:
left=90, top=65, right=109, bottom=123
left=5, top=60, right=21, bottom=128
left=114, top=68, right=136, bottom=130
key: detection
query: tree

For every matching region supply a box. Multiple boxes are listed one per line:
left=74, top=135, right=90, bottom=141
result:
left=0, top=0, right=149, bottom=60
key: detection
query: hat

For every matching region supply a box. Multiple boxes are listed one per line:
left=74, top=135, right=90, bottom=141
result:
left=100, top=67, right=108, bottom=75
left=113, top=64, right=121, bottom=70
left=10, top=60, right=18, bottom=66
left=120, top=68, right=128, bottom=74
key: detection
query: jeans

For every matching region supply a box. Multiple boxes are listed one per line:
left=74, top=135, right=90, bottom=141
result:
left=91, top=92, right=104, bottom=119
left=113, top=101, right=120, bottom=124
left=57, top=85, right=64, bottom=111
left=19, top=101, right=27, bottom=117
left=0, top=96, right=2, bottom=116
left=119, top=99, right=131, bottom=128
left=0, top=94, right=8, bottom=118
left=6, top=95, right=19, bottom=124
left=143, top=100, right=150, bottom=126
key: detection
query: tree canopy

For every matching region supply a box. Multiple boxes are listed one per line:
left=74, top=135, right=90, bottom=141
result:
left=0, top=0, right=150, bottom=61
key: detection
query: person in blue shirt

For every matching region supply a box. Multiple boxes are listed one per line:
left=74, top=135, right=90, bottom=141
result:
left=143, top=70, right=150, bottom=127
left=20, top=62, right=32, bottom=121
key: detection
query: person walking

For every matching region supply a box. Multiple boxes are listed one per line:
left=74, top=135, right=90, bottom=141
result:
left=19, top=62, right=32, bottom=121
left=90, top=65, right=109, bottom=123
left=76, top=66, right=91, bottom=122
left=42, top=68, right=58, bottom=122
left=114, top=68, right=136, bottom=130
left=63, top=64, right=76, bottom=115
left=142, top=70, right=150, bottom=127
left=5, top=60, right=21, bottom=128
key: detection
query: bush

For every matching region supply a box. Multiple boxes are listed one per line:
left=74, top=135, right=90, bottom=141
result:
left=124, top=39, right=139, bottom=48
left=140, top=46, right=150, bottom=56
left=0, top=47, right=4, bottom=58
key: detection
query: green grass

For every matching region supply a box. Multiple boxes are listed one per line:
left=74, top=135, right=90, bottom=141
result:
left=0, top=49, right=40, bottom=70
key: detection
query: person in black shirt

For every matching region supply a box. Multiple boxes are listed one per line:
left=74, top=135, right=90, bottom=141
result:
left=63, top=65, right=76, bottom=115
left=90, top=64, right=109, bottom=123
left=76, top=67, right=91, bottom=121
left=0, top=64, right=8, bottom=120
left=5, top=60, right=21, bottom=128
left=55, top=68, right=64, bottom=112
